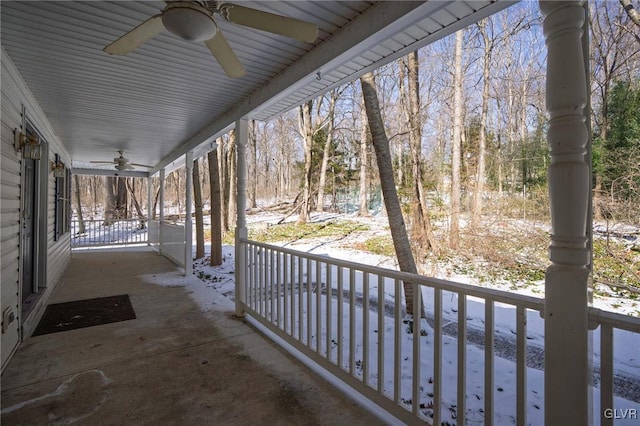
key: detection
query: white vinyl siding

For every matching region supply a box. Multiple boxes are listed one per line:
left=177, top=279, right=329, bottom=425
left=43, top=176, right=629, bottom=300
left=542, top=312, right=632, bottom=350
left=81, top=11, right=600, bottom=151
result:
left=1, top=48, right=71, bottom=371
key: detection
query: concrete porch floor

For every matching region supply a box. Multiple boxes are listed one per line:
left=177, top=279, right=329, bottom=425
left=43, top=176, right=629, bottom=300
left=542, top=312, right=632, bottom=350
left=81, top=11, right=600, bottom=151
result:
left=1, top=248, right=384, bottom=425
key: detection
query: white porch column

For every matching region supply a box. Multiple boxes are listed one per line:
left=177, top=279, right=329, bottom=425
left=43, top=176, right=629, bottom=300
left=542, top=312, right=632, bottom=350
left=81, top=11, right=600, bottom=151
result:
left=540, top=2, right=591, bottom=425
left=185, top=152, right=194, bottom=276
left=159, top=168, right=165, bottom=255
left=235, top=118, right=248, bottom=317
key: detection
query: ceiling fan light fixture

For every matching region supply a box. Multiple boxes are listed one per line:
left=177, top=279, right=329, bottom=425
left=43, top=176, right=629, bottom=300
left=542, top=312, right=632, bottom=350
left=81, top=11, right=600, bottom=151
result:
left=162, top=3, right=217, bottom=42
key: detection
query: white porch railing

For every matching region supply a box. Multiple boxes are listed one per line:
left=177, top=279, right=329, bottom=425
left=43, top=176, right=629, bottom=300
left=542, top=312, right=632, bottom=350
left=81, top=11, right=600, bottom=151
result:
left=71, top=219, right=147, bottom=247
left=591, top=308, right=640, bottom=426
left=159, top=221, right=186, bottom=268
left=241, top=239, right=640, bottom=425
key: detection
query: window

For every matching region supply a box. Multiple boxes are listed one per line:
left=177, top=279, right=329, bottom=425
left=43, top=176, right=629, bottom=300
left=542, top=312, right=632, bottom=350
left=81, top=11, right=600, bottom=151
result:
left=54, top=154, right=71, bottom=240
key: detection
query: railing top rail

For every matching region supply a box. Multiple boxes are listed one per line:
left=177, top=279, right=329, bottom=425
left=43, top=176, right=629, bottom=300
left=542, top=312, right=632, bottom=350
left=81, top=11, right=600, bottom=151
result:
left=589, top=306, right=640, bottom=333
left=242, top=238, right=545, bottom=312
left=72, top=218, right=144, bottom=222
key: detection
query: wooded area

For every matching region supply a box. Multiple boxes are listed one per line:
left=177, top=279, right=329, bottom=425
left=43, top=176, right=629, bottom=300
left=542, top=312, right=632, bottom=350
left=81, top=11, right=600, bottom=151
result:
left=72, top=1, right=640, bottom=297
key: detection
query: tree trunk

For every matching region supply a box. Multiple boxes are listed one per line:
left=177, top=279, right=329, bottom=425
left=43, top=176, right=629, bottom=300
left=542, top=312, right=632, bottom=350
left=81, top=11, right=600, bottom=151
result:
left=298, top=100, right=314, bottom=223
left=193, top=158, right=205, bottom=259
left=620, top=0, right=640, bottom=27
left=103, top=176, right=117, bottom=226
left=358, top=103, right=370, bottom=216
left=316, top=91, right=337, bottom=212
left=152, top=187, right=160, bottom=220
left=208, top=149, right=223, bottom=266
left=405, top=51, right=439, bottom=255
left=92, top=176, right=99, bottom=217
left=227, top=130, right=237, bottom=229
left=249, top=120, right=258, bottom=209
left=74, top=174, right=86, bottom=234
left=471, top=20, right=491, bottom=229
left=219, top=138, right=229, bottom=232
left=450, top=30, right=464, bottom=250
left=360, top=71, right=423, bottom=319
left=125, top=178, right=146, bottom=229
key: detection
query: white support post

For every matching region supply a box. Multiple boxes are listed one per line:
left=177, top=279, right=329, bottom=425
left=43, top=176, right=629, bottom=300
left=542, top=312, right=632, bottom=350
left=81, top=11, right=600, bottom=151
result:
left=540, top=2, right=591, bottom=425
left=159, top=168, right=165, bottom=255
left=235, top=118, right=248, bottom=317
left=185, top=152, right=194, bottom=276
left=147, top=173, right=152, bottom=246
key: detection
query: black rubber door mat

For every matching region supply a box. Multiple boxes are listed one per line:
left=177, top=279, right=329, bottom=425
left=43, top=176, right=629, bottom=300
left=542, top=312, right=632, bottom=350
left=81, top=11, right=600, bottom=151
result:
left=32, top=294, right=136, bottom=336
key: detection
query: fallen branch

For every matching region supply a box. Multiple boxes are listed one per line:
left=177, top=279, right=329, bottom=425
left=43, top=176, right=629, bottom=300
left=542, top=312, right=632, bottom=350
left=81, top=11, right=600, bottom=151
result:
left=595, top=279, right=640, bottom=295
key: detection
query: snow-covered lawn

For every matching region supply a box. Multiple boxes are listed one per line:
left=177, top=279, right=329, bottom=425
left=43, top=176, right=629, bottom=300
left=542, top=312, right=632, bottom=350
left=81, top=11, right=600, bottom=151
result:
left=79, top=209, right=638, bottom=424
left=178, top=211, right=640, bottom=425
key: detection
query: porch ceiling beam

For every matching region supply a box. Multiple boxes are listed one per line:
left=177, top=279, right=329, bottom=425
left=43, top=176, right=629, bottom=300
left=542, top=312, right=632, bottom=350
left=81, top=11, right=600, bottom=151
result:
left=152, top=1, right=513, bottom=174
left=72, top=168, right=149, bottom=178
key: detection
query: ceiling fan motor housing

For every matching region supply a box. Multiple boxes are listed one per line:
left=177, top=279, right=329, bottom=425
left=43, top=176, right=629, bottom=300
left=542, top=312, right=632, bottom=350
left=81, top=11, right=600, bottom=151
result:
left=162, top=2, right=217, bottom=41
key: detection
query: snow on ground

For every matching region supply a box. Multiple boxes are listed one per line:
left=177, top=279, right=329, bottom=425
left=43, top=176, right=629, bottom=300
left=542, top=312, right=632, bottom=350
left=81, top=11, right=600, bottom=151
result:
left=79, top=209, right=639, bottom=424
left=180, top=211, right=640, bottom=425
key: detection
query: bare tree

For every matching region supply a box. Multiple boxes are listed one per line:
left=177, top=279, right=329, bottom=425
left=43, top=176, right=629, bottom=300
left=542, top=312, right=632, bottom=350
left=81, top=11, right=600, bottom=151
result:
left=402, top=51, right=439, bottom=254
left=471, top=19, right=492, bottom=229
left=358, top=101, right=370, bottom=216
left=316, top=90, right=338, bottom=212
left=193, top=157, right=205, bottom=259
left=298, top=100, right=314, bottom=222
left=125, top=178, right=145, bottom=229
left=227, top=130, right=237, bottom=229
left=208, top=142, right=223, bottom=266
left=73, top=174, right=86, bottom=234
left=249, top=119, right=258, bottom=209
left=450, top=30, right=464, bottom=249
left=360, top=71, right=423, bottom=318
left=103, top=176, right=117, bottom=225
left=218, top=138, right=228, bottom=231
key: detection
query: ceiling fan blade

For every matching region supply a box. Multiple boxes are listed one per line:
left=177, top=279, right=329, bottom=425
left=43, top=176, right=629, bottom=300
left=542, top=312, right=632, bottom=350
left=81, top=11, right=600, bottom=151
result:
left=220, top=4, right=318, bottom=43
left=130, top=163, right=153, bottom=168
left=104, top=14, right=165, bottom=55
left=205, top=32, right=245, bottom=78
left=90, top=161, right=116, bottom=164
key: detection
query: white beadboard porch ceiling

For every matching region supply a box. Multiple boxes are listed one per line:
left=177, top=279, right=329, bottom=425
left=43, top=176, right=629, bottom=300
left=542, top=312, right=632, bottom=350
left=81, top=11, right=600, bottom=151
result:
left=1, top=1, right=514, bottom=174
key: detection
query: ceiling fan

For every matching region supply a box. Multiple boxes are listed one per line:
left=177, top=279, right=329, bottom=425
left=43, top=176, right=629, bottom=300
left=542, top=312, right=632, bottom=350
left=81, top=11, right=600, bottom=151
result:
left=103, top=1, right=319, bottom=78
left=90, top=151, right=152, bottom=171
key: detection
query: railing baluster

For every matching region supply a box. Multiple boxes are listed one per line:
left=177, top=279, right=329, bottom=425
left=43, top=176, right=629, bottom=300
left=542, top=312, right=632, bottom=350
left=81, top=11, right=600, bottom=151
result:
left=485, top=299, right=495, bottom=426
left=245, top=242, right=250, bottom=311
left=600, top=323, right=613, bottom=426
left=307, top=257, right=312, bottom=347
left=291, top=253, right=296, bottom=337
left=516, top=305, right=527, bottom=426
left=363, top=272, right=370, bottom=385
left=433, top=288, right=442, bottom=426
left=298, top=255, right=303, bottom=341
left=337, top=266, right=344, bottom=369
left=283, top=252, right=288, bottom=333
left=259, top=247, right=264, bottom=316
left=266, top=248, right=271, bottom=321
left=271, top=249, right=276, bottom=324
left=326, top=263, right=332, bottom=361
left=349, top=268, right=356, bottom=375
left=394, top=278, right=401, bottom=403
left=377, top=275, right=384, bottom=394
left=316, top=260, right=322, bottom=354
left=458, top=293, right=467, bottom=425
left=412, top=281, right=421, bottom=417
left=253, top=245, right=258, bottom=311
left=250, top=245, right=256, bottom=310
left=274, top=252, right=282, bottom=328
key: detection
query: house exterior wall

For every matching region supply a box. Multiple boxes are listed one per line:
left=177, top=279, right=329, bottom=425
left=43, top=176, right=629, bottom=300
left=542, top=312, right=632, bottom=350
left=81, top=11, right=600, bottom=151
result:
left=1, top=48, right=71, bottom=371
